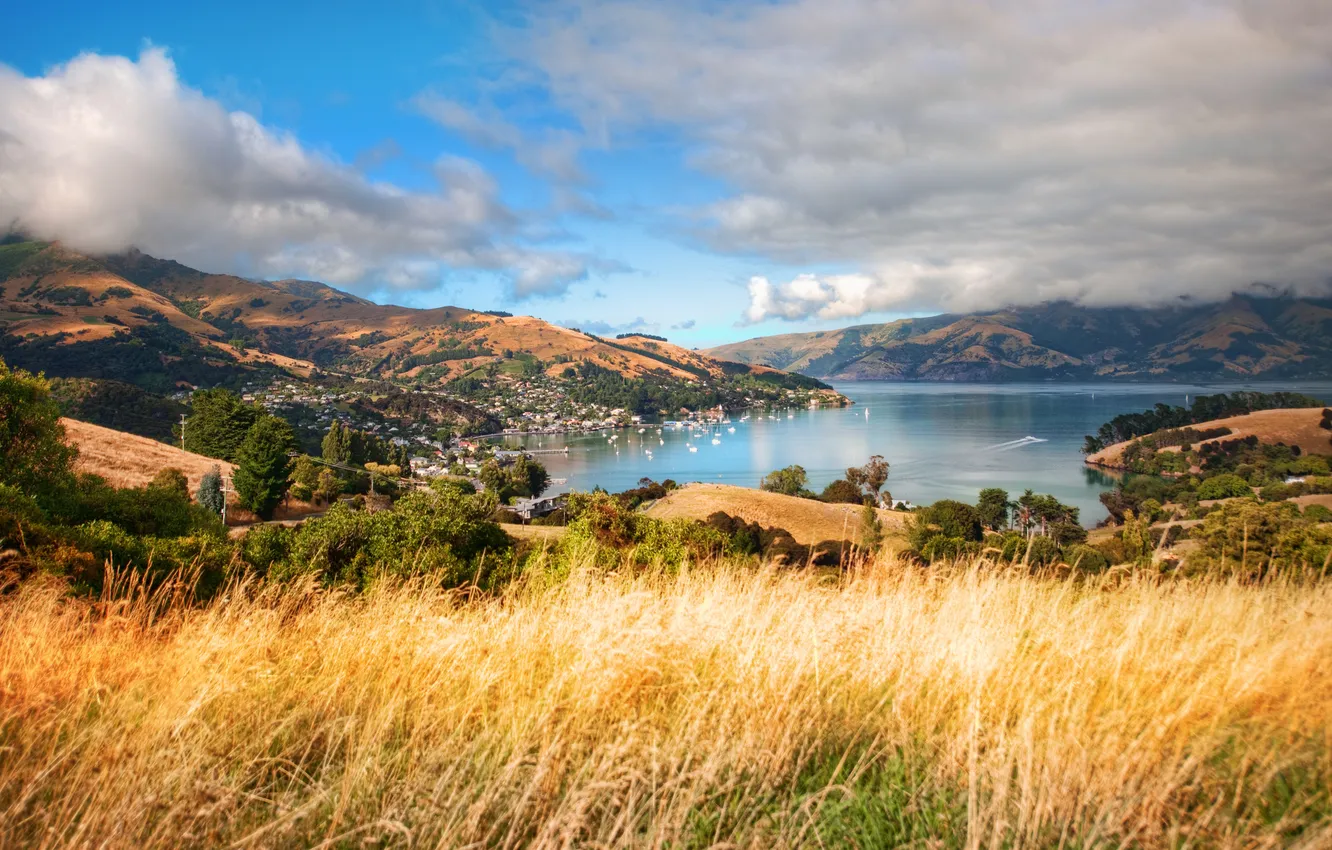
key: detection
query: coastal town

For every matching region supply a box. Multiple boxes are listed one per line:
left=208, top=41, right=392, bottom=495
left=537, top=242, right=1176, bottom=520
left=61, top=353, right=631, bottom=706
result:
left=195, top=370, right=846, bottom=481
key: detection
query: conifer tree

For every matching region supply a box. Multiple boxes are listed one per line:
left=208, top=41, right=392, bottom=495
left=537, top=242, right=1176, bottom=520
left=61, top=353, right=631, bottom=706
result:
left=234, top=416, right=296, bottom=520
left=196, top=465, right=225, bottom=515
left=184, top=389, right=259, bottom=461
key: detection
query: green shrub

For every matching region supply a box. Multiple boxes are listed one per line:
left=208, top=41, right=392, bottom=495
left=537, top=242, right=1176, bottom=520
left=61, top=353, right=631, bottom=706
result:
left=909, top=500, right=983, bottom=554
left=1197, top=474, right=1253, bottom=501
left=1304, top=504, right=1332, bottom=523
left=1259, top=483, right=1293, bottom=503
left=240, top=523, right=294, bottom=576
left=274, top=488, right=512, bottom=589
left=560, top=492, right=726, bottom=570
left=1062, top=544, right=1110, bottom=572
left=1024, top=535, right=1061, bottom=566
left=1194, top=500, right=1332, bottom=579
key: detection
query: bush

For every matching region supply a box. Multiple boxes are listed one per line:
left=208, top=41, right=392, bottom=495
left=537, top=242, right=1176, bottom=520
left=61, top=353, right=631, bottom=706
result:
left=0, top=357, right=79, bottom=507
left=1197, top=474, right=1253, bottom=501
left=1062, top=544, right=1110, bottom=572
left=273, top=488, right=512, bottom=589
left=1024, top=535, right=1061, bottom=566
left=240, top=523, right=294, bottom=576
left=1194, top=500, right=1332, bottom=579
left=1259, top=483, right=1293, bottom=503
left=1304, top=504, right=1332, bottom=523
left=909, top=500, right=983, bottom=554
left=560, top=492, right=726, bottom=570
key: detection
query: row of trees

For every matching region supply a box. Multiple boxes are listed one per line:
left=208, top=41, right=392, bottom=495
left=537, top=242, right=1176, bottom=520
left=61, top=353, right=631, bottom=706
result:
left=909, top=489, right=1087, bottom=564
left=321, top=419, right=410, bottom=471
left=760, top=456, right=891, bottom=505
left=182, top=390, right=428, bottom=520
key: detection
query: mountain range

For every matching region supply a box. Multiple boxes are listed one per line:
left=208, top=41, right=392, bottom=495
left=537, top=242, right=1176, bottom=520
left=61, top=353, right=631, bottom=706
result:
left=705, top=298, right=1332, bottom=381
left=0, top=240, right=806, bottom=393
left=6, top=238, right=1330, bottom=389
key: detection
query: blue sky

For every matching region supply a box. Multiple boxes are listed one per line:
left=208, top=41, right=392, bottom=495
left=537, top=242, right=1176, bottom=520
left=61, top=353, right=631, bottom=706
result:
left=1, top=0, right=841, bottom=346
left=3, top=1, right=1329, bottom=347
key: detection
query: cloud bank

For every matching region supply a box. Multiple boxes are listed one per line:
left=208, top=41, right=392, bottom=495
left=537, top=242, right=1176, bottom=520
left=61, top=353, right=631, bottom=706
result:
left=524, top=0, right=1332, bottom=320
left=0, top=49, right=591, bottom=297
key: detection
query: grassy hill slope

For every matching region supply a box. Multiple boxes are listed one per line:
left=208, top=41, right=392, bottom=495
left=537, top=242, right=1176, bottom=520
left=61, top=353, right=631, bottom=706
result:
left=644, top=483, right=907, bottom=546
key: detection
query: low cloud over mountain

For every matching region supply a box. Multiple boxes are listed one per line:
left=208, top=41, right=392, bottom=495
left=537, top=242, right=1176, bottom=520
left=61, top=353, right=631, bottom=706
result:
left=0, top=49, right=593, bottom=298
left=522, top=0, right=1332, bottom=320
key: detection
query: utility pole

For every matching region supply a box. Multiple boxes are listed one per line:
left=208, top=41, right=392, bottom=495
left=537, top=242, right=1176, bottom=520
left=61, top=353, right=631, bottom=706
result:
left=180, top=414, right=187, bottom=453
left=220, top=475, right=236, bottom=525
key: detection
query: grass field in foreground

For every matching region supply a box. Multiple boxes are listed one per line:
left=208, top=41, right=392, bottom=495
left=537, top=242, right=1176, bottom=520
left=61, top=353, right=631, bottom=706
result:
left=2, top=557, right=1330, bottom=848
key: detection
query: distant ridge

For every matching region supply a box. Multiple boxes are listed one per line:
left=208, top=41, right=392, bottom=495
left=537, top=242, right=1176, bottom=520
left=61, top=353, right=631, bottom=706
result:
left=705, top=298, right=1332, bottom=381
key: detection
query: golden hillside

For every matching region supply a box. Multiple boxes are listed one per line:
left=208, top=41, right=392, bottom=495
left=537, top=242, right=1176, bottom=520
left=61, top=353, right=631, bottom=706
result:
left=62, top=417, right=232, bottom=491
left=644, top=483, right=907, bottom=546
left=0, top=242, right=798, bottom=389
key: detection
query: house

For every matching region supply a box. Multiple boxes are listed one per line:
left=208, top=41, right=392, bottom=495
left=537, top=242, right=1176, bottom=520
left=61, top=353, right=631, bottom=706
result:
left=510, top=494, right=566, bottom=521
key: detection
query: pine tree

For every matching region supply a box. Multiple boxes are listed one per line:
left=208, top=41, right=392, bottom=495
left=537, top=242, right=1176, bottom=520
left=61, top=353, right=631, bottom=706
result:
left=196, top=464, right=225, bottom=515
left=233, top=416, right=296, bottom=520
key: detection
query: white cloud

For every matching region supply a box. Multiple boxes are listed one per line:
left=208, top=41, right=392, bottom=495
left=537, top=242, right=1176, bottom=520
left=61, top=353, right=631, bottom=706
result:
left=413, top=93, right=586, bottom=184
left=522, top=0, right=1332, bottom=320
left=0, top=49, right=591, bottom=297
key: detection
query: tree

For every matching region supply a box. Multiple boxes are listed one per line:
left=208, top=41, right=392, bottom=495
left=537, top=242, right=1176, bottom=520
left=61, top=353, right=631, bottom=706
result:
left=846, top=455, right=890, bottom=504
left=512, top=455, right=549, bottom=499
left=976, top=488, right=1011, bottom=531
left=760, top=465, right=810, bottom=498
left=0, top=357, right=78, bottom=504
left=479, top=456, right=550, bottom=503
left=233, top=416, right=296, bottom=520
left=820, top=478, right=864, bottom=504
left=314, top=468, right=343, bottom=504
left=196, top=465, right=225, bottom=515
left=288, top=455, right=320, bottom=502
left=321, top=420, right=352, bottom=465
left=184, top=389, right=259, bottom=461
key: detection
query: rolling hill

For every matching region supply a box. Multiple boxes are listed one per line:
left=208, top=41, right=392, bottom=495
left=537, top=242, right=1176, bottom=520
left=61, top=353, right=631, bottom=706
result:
left=0, top=241, right=822, bottom=395
left=644, top=483, right=907, bottom=546
left=706, top=299, right=1332, bottom=381
left=1086, top=407, right=1332, bottom=470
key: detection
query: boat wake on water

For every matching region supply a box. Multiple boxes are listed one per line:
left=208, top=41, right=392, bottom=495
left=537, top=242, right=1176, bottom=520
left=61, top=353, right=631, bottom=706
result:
left=984, top=436, right=1048, bottom=452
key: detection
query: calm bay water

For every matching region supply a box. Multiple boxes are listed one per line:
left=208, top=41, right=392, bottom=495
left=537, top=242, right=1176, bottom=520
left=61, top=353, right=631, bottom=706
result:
left=501, top=382, right=1332, bottom=523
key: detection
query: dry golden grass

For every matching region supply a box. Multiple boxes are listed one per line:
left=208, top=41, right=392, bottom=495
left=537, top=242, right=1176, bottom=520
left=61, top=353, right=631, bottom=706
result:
left=2, top=555, right=1329, bottom=848
left=62, top=417, right=233, bottom=491
left=646, top=482, right=907, bottom=545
